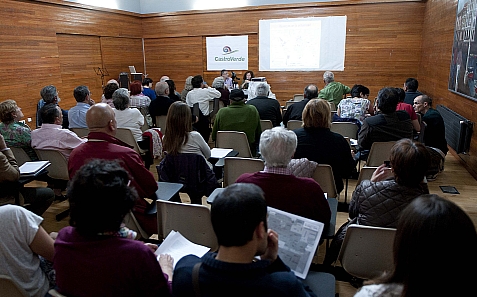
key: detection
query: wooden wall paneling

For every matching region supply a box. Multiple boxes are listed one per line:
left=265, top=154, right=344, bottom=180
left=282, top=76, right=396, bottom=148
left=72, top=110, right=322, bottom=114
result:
left=418, top=0, right=477, bottom=178
left=100, top=37, right=145, bottom=84
left=141, top=2, right=425, bottom=105
left=56, top=34, right=103, bottom=109
left=144, top=36, right=204, bottom=93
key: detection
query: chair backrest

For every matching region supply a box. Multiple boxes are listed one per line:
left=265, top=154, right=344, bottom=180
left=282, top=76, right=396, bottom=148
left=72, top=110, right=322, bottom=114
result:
left=312, top=164, right=339, bottom=199
left=70, top=128, right=89, bottom=138
left=338, top=224, right=396, bottom=280
left=223, top=157, right=264, bottom=187
left=34, top=149, right=69, bottom=180
left=156, top=199, right=218, bottom=250
left=155, top=115, right=167, bottom=133
left=260, top=120, right=273, bottom=132
left=293, top=94, right=304, bottom=101
left=366, top=141, right=396, bottom=166
left=286, top=120, right=303, bottom=130
left=355, top=166, right=379, bottom=188
left=123, top=210, right=149, bottom=240
left=115, top=128, right=145, bottom=155
left=9, top=147, right=31, bottom=166
left=329, top=102, right=337, bottom=111
left=330, top=122, right=359, bottom=139
left=0, top=275, right=29, bottom=297
left=285, top=100, right=296, bottom=109
left=216, top=131, right=252, bottom=158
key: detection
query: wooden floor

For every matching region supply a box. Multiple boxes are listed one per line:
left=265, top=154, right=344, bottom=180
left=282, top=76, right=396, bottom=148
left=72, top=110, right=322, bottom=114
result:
left=35, top=152, right=477, bottom=297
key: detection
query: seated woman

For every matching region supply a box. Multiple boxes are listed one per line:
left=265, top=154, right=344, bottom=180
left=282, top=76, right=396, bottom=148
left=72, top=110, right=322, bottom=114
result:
left=0, top=99, right=37, bottom=160
left=324, top=138, right=430, bottom=265
left=54, top=159, right=173, bottom=297
left=241, top=70, right=254, bottom=89
left=0, top=204, right=55, bottom=297
left=336, top=84, right=373, bottom=124
left=212, top=76, right=230, bottom=107
left=129, top=80, right=151, bottom=108
left=163, top=101, right=212, bottom=169
left=293, top=99, right=355, bottom=194
left=166, top=79, right=181, bottom=102
left=112, top=88, right=145, bottom=143
left=355, top=194, right=477, bottom=297
left=101, top=82, right=119, bottom=108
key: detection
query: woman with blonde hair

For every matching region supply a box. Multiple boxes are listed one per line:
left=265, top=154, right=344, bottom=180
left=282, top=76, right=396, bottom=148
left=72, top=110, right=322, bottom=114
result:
left=293, top=99, right=355, bottom=193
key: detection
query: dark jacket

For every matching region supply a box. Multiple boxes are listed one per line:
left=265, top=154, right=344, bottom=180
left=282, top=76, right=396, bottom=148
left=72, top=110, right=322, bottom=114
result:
left=246, top=96, right=282, bottom=126
left=283, top=99, right=310, bottom=126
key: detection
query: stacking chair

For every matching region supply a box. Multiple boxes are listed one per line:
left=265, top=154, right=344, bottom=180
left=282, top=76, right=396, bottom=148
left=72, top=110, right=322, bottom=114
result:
left=156, top=199, right=218, bottom=250
left=355, top=166, right=379, bottom=188
left=337, top=224, right=396, bottom=280
left=216, top=131, right=252, bottom=158
left=0, top=275, right=28, bottom=297
left=9, top=147, right=31, bottom=166
left=292, top=94, right=304, bottom=101
left=330, top=122, right=359, bottom=139
left=285, top=100, right=296, bottom=109
left=366, top=141, right=396, bottom=166
left=155, top=115, right=167, bottom=133
left=286, top=120, right=303, bottom=130
left=223, top=157, right=264, bottom=187
left=123, top=210, right=150, bottom=240
left=115, top=128, right=152, bottom=169
left=70, top=128, right=89, bottom=138
left=312, top=164, right=339, bottom=200
left=260, top=120, right=273, bottom=132
left=328, top=102, right=336, bottom=111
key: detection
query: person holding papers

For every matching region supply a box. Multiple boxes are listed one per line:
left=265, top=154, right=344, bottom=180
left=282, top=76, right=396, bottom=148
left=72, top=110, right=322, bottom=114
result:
left=0, top=134, right=53, bottom=215
left=173, top=183, right=317, bottom=297
left=54, top=159, right=173, bottom=297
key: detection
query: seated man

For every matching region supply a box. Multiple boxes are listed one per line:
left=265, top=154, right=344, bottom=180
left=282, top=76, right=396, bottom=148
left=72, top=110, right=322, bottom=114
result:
left=212, top=89, right=261, bottom=156
left=32, top=103, right=86, bottom=160
left=38, top=85, right=69, bottom=128
left=68, top=103, right=158, bottom=234
left=283, top=84, right=318, bottom=127
left=246, top=82, right=282, bottom=127
left=173, top=183, right=317, bottom=297
left=149, top=81, right=176, bottom=126
left=236, top=127, right=331, bottom=229
left=68, top=85, right=95, bottom=128
left=317, top=71, right=351, bottom=107
left=403, top=77, right=422, bottom=105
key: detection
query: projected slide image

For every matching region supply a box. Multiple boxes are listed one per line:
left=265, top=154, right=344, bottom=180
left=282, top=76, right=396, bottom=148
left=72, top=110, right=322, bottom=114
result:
left=270, top=21, right=321, bottom=69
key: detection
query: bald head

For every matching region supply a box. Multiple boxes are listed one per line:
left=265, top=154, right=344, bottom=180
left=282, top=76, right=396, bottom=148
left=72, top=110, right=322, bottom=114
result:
left=86, top=103, right=116, bottom=134
left=107, top=79, right=119, bottom=87
left=155, top=81, right=170, bottom=96
left=160, top=76, right=170, bottom=82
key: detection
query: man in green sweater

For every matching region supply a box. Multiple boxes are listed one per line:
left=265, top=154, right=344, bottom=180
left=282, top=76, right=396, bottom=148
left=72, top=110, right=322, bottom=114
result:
left=212, top=89, right=262, bottom=156
left=318, top=71, right=351, bottom=107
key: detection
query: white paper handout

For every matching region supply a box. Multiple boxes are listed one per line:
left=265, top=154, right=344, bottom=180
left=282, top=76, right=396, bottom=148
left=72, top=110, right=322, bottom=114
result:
left=155, top=230, right=210, bottom=268
left=19, top=161, right=50, bottom=176
left=267, top=207, right=324, bottom=279
left=210, top=148, right=233, bottom=159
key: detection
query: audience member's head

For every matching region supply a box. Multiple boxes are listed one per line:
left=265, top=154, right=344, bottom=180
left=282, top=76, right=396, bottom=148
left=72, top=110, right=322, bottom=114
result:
left=86, top=103, right=116, bottom=134
left=243, top=71, right=254, bottom=81
left=404, top=78, right=419, bottom=92
left=389, top=138, right=429, bottom=186
left=73, top=85, right=91, bottom=103
left=103, top=83, right=119, bottom=100
left=191, top=75, right=203, bottom=89
left=302, top=98, right=331, bottom=129
left=413, top=94, right=432, bottom=114
left=260, top=127, right=297, bottom=168
left=160, top=75, right=170, bottom=82
left=212, top=77, right=225, bottom=89
left=382, top=194, right=477, bottom=296
left=323, top=71, right=335, bottom=84
left=163, top=102, right=192, bottom=156
left=40, top=85, right=59, bottom=104
left=155, top=81, right=169, bottom=96
left=184, top=76, right=194, bottom=91
left=68, top=159, right=137, bottom=236
left=142, top=77, right=153, bottom=87
left=304, top=84, right=319, bottom=99
left=0, top=99, right=20, bottom=124
left=112, top=88, right=130, bottom=111
left=40, top=103, right=62, bottom=125
left=377, top=87, right=400, bottom=114
left=255, top=82, right=270, bottom=97
left=350, top=84, right=370, bottom=98
left=211, top=183, right=267, bottom=248
left=129, top=80, right=142, bottom=96
left=229, top=89, right=245, bottom=102
left=166, top=79, right=176, bottom=96
left=395, top=88, right=406, bottom=103
left=106, top=79, right=119, bottom=87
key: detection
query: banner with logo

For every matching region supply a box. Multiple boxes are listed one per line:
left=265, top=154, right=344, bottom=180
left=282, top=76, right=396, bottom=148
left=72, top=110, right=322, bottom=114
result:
left=206, top=35, right=248, bottom=70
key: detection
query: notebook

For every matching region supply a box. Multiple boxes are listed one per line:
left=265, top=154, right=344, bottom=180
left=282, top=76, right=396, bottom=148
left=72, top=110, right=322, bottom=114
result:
left=19, top=161, right=51, bottom=176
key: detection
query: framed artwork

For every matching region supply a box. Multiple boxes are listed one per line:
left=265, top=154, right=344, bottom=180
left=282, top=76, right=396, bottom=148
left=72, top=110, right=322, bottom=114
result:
left=449, top=0, right=477, bottom=100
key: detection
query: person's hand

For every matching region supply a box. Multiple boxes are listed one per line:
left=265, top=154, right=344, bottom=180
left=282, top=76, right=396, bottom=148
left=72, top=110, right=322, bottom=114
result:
left=370, top=164, right=394, bottom=182
left=260, top=229, right=279, bottom=262
left=88, top=98, right=95, bottom=106
left=144, top=243, right=158, bottom=252
left=159, top=254, right=174, bottom=281
left=0, top=134, right=6, bottom=151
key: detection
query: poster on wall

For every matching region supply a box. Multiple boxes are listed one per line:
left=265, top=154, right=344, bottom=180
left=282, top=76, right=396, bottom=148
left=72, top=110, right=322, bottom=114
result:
left=206, top=36, right=248, bottom=71
left=449, top=0, right=477, bottom=100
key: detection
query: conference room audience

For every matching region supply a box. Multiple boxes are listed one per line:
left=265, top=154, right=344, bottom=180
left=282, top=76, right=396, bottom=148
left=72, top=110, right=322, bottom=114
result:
left=149, top=81, right=176, bottom=126
left=324, top=138, right=430, bottom=265
left=37, top=85, right=69, bottom=128
left=246, top=82, right=282, bottom=127
left=337, top=84, right=372, bottom=124
left=293, top=99, right=355, bottom=194
left=403, top=77, right=422, bottom=105
left=0, top=99, right=37, bottom=160
left=129, top=80, right=151, bottom=108
left=166, top=79, right=181, bottom=102
left=354, top=194, right=477, bottom=297
left=69, top=85, right=95, bottom=129
left=101, top=82, right=119, bottom=108
left=54, top=159, right=172, bottom=297
left=180, top=75, right=194, bottom=102
left=283, top=84, right=318, bottom=127
left=318, top=71, right=351, bottom=106
left=112, top=88, right=145, bottom=142
left=212, top=76, right=230, bottom=107
left=395, top=87, right=420, bottom=132
left=142, top=77, right=157, bottom=101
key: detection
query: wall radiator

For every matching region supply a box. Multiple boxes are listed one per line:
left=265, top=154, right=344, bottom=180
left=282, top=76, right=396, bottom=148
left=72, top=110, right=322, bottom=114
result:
left=436, top=105, right=473, bottom=154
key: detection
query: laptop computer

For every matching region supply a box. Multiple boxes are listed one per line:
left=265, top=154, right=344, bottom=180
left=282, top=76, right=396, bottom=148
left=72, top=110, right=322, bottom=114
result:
left=129, top=66, right=136, bottom=73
